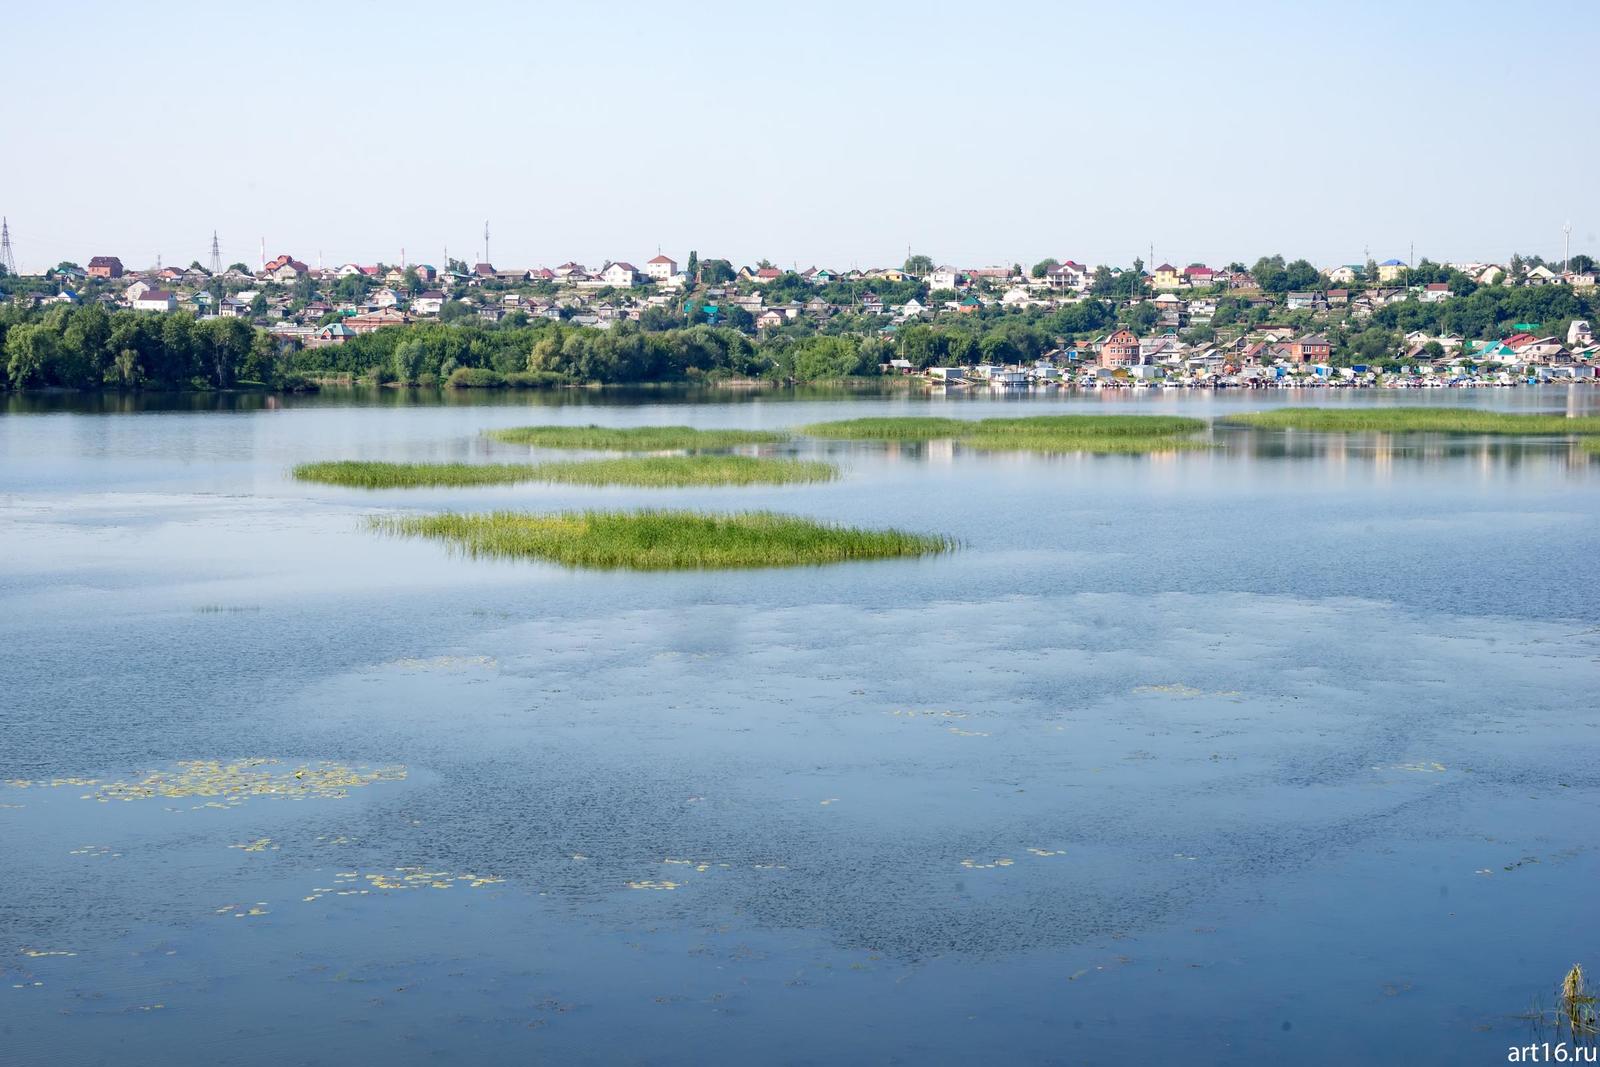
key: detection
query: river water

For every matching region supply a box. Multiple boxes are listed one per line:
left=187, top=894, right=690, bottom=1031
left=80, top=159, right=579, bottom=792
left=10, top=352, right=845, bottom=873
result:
left=3, top=385, right=1598, bottom=1065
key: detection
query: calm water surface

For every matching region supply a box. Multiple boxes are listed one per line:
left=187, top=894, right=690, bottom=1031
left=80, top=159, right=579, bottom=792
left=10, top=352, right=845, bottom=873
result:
left=3, top=386, right=1598, bottom=1065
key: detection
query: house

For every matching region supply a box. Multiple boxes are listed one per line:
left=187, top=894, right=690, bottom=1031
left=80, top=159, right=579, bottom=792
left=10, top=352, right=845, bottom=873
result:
left=1289, top=334, right=1331, bottom=363
left=1476, top=264, right=1506, bottom=286
left=1285, top=291, right=1325, bottom=311
left=1525, top=265, right=1561, bottom=286
left=310, top=321, right=356, bottom=346
left=1182, top=265, right=1218, bottom=287
left=601, top=261, right=641, bottom=286
left=644, top=254, right=677, bottom=282
left=1325, top=265, right=1360, bottom=285
left=346, top=308, right=410, bottom=333
left=1421, top=282, right=1450, bottom=303
left=1376, top=258, right=1407, bottom=283
left=1044, top=261, right=1091, bottom=292
left=928, top=265, right=960, bottom=290
left=123, top=280, right=151, bottom=303
left=370, top=287, right=402, bottom=309
left=1152, top=263, right=1184, bottom=289
left=261, top=254, right=310, bottom=284
left=411, top=290, right=446, bottom=316
left=749, top=267, right=783, bottom=285
left=87, top=256, right=124, bottom=279
left=472, top=262, right=496, bottom=277
left=1100, top=328, right=1141, bottom=368
left=755, top=309, right=785, bottom=330
left=1326, top=289, right=1350, bottom=306
left=133, top=290, right=177, bottom=312
left=1153, top=292, right=1184, bottom=327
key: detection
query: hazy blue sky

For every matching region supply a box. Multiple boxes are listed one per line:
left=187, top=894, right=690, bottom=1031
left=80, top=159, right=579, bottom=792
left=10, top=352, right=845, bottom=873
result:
left=7, top=1, right=1597, bottom=273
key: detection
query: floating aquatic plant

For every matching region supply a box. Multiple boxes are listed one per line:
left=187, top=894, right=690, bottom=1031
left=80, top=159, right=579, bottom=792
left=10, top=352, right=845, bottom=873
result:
left=486, top=424, right=788, bottom=450
left=1221, top=408, right=1600, bottom=435
left=371, top=510, right=952, bottom=571
left=799, top=414, right=1209, bottom=453
left=294, top=455, right=835, bottom=489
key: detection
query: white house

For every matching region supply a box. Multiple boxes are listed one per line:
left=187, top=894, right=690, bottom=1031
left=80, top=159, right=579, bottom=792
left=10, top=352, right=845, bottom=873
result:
left=411, top=290, right=445, bottom=316
left=644, top=254, right=677, bottom=282
left=927, top=265, right=960, bottom=290
left=601, top=262, right=640, bottom=286
left=133, top=290, right=177, bottom=312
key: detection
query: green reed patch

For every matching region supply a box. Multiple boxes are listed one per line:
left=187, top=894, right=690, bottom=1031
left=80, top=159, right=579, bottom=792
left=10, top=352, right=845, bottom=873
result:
left=295, top=456, right=835, bottom=489
left=526, top=456, right=836, bottom=487
left=960, top=432, right=1212, bottom=454
left=798, top=414, right=1208, bottom=450
left=371, top=510, right=952, bottom=570
left=295, top=461, right=544, bottom=488
left=486, top=424, right=789, bottom=450
left=1221, top=408, right=1600, bottom=435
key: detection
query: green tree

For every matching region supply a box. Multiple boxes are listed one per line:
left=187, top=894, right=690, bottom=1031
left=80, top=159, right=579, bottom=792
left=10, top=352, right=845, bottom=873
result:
left=5, top=323, right=58, bottom=386
left=1031, top=258, right=1059, bottom=279
left=903, top=253, right=935, bottom=275
left=685, top=250, right=698, bottom=285
left=700, top=259, right=735, bottom=285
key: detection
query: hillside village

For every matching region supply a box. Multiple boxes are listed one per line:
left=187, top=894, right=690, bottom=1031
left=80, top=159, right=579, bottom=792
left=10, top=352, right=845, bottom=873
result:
left=4, top=244, right=1599, bottom=389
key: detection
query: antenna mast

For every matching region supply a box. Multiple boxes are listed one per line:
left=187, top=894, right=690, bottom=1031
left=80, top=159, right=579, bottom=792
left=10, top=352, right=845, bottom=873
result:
left=210, top=230, right=221, bottom=275
left=1564, top=221, right=1572, bottom=273
left=0, top=217, right=15, bottom=275
left=484, top=220, right=490, bottom=267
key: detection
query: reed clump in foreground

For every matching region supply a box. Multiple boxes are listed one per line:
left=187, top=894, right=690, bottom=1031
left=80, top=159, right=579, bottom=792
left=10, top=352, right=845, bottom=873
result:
left=371, top=510, right=952, bottom=570
left=1221, top=408, right=1600, bottom=435
left=798, top=414, right=1209, bottom=451
left=294, top=456, right=836, bottom=489
left=486, top=424, right=789, bottom=450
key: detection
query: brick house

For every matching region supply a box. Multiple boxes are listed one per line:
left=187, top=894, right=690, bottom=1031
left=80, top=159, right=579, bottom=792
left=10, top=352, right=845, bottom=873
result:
left=1100, top=328, right=1141, bottom=368
left=88, top=256, right=124, bottom=279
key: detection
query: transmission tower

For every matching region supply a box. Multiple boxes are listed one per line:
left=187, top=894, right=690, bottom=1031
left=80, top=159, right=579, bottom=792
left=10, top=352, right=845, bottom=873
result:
left=0, top=217, right=14, bottom=274
left=210, top=230, right=221, bottom=275
left=483, top=220, right=490, bottom=266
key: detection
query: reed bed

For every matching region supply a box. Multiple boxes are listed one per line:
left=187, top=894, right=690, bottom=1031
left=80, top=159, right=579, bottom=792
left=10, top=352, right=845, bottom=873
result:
left=371, top=509, right=952, bottom=570
left=799, top=414, right=1209, bottom=451
left=529, top=456, right=836, bottom=487
left=486, top=424, right=789, bottom=450
left=295, top=456, right=836, bottom=489
left=1221, top=408, right=1600, bottom=435
left=960, top=432, right=1213, bottom=454
left=295, top=461, right=543, bottom=488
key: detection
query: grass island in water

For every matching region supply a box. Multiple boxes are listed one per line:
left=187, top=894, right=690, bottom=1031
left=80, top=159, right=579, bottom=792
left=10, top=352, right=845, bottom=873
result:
left=372, top=509, right=952, bottom=570
left=294, top=456, right=836, bottom=489
left=798, top=414, right=1210, bottom=452
left=486, top=424, right=789, bottom=450
left=1220, top=407, right=1600, bottom=435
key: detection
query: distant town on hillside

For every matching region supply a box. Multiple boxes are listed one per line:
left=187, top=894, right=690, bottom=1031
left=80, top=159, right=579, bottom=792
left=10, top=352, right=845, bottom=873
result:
left=2, top=222, right=1597, bottom=390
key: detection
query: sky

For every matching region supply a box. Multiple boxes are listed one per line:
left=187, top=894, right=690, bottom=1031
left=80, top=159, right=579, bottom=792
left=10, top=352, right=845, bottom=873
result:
left=5, top=0, right=1597, bottom=274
